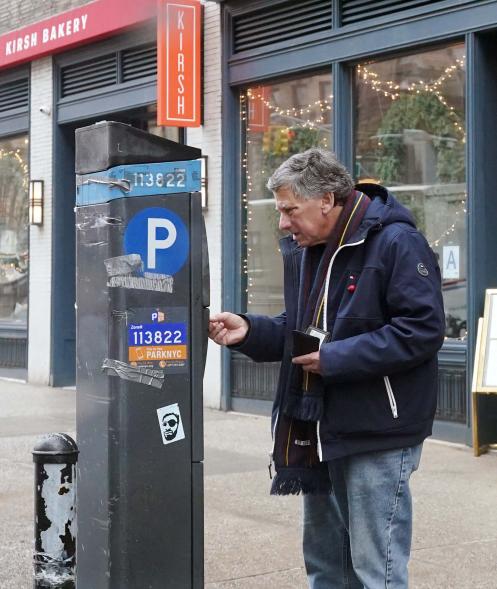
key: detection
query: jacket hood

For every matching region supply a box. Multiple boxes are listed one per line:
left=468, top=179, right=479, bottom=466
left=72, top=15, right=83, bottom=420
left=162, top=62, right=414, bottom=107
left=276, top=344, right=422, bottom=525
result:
left=356, top=182, right=416, bottom=231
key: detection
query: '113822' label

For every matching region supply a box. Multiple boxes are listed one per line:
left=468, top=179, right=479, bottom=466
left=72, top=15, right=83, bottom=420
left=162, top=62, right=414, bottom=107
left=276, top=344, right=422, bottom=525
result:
left=127, top=309, right=188, bottom=372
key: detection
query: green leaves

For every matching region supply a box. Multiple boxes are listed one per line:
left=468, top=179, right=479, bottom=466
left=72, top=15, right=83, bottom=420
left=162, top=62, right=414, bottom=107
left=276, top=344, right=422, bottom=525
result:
left=374, top=92, right=465, bottom=185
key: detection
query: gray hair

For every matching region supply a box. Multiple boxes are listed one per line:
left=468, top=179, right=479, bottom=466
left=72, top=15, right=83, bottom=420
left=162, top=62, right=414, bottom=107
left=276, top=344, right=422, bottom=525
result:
left=267, top=148, right=354, bottom=205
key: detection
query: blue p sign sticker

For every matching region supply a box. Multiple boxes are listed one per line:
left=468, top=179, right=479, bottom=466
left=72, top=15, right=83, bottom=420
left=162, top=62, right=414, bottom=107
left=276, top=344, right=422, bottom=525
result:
left=124, top=207, right=189, bottom=276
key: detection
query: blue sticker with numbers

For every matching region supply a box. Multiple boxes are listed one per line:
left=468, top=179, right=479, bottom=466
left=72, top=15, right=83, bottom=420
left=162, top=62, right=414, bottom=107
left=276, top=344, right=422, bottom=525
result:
left=127, top=307, right=189, bottom=372
left=124, top=207, right=189, bottom=276
left=76, top=160, right=201, bottom=206
left=128, top=323, right=187, bottom=347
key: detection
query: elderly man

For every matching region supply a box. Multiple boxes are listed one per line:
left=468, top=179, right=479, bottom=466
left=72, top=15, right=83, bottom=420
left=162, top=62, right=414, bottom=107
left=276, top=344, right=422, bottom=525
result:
left=209, top=148, right=445, bottom=588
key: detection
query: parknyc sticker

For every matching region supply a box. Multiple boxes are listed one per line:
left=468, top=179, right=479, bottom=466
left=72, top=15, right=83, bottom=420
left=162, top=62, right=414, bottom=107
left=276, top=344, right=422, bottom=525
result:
left=127, top=307, right=188, bottom=373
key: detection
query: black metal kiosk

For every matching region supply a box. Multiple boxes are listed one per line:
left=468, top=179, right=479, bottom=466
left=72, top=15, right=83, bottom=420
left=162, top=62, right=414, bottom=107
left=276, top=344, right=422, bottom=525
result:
left=75, top=121, right=208, bottom=588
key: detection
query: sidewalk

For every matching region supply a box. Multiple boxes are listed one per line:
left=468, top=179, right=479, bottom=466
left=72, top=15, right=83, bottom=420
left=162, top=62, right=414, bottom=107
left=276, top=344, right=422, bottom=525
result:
left=0, top=380, right=496, bottom=588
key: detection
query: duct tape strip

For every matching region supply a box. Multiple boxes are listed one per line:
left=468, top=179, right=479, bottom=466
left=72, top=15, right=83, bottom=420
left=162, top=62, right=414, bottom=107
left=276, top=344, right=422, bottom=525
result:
left=104, top=254, right=174, bottom=293
left=80, top=177, right=131, bottom=192
left=34, top=564, right=75, bottom=586
left=104, top=253, right=142, bottom=276
left=76, top=212, right=123, bottom=232
left=102, top=358, right=164, bottom=389
left=108, top=274, right=174, bottom=293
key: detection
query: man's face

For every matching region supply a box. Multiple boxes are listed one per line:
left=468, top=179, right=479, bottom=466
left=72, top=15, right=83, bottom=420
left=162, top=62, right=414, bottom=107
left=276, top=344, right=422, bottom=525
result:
left=162, top=413, right=179, bottom=441
left=274, top=186, right=336, bottom=247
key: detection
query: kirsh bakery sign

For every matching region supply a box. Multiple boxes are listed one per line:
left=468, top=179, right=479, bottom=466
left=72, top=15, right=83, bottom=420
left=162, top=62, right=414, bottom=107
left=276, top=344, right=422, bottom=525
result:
left=0, top=0, right=157, bottom=68
left=5, top=14, right=89, bottom=56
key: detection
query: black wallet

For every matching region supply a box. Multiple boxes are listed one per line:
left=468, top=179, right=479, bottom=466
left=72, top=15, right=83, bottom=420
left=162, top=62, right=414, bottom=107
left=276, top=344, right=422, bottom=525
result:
left=291, top=330, right=320, bottom=357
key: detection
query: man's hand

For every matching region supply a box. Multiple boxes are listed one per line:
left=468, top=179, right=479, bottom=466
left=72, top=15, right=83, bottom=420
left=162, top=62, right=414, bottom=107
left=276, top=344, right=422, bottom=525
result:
left=209, top=312, right=249, bottom=346
left=292, top=351, right=321, bottom=374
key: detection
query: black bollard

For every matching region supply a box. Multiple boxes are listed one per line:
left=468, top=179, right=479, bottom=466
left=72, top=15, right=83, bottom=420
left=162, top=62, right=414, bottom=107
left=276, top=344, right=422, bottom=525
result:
left=33, top=433, right=78, bottom=589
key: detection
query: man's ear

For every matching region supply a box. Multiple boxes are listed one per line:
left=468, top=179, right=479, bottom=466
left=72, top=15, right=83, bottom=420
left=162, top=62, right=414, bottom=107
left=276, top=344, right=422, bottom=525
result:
left=321, top=192, right=335, bottom=214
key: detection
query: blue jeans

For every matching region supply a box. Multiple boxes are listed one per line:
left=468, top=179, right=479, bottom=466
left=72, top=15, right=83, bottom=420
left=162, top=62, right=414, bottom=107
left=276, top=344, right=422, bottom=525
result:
left=303, top=444, right=423, bottom=589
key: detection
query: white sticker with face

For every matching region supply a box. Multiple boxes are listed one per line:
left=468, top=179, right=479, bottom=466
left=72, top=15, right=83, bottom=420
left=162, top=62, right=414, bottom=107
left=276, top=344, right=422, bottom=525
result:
left=157, top=403, right=185, bottom=445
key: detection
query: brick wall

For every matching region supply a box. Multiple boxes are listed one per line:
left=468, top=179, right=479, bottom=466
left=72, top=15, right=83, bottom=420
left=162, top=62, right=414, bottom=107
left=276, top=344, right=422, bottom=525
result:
left=0, top=0, right=89, bottom=34
left=187, top=1, right=223, bottom=409
left=28, top=57, right=53, bottom=384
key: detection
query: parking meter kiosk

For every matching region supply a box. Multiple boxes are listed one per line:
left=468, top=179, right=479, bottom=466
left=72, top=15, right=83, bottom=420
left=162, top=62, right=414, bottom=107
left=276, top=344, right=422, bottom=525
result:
left=75, top=121, right=208, bottom=588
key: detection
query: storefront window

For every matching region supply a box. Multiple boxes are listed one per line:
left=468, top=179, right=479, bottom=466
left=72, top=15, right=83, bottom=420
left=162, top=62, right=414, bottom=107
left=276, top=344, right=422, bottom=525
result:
left=242, top=73, right=333, bottom=315
left=0, top=135, right=29, bottom=326
left=354, top=44, right=466, bottom=340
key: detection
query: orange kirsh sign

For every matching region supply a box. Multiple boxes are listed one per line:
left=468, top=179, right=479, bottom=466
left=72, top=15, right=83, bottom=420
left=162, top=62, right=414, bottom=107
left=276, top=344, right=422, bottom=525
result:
left=157, top=0, right=202, bottom=127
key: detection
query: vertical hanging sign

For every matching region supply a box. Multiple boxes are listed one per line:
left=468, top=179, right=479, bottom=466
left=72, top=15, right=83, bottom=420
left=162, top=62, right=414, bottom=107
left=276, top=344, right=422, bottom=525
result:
left=157, top=0, right=202, bottom=127
left=248, top=86, right=271, bottom=133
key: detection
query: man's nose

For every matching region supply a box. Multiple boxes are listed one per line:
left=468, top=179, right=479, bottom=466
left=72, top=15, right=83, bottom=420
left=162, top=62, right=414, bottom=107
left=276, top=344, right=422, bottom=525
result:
left=279, top=213, right=291, bottom=232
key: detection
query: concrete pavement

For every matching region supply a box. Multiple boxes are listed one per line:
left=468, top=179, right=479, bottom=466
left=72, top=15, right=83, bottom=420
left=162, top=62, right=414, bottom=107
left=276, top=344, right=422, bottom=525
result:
left=0, top=380, right=496, bottom=588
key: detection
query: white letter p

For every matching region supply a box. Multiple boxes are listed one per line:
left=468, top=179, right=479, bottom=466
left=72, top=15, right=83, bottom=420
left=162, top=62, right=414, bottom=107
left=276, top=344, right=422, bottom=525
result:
left=147, top=218, right=177, bottom=269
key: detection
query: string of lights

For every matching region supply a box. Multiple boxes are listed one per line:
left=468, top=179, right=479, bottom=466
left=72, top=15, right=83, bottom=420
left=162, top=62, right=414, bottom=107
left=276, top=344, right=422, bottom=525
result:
left=429, top=199, right=467, bottom=248
left=0, top=147, right=29, bottom=175
left=242, top=87, right=334, bottom=306
left=240, top=94, right=253, bottom=301
left=0, top=146, right=29, bottom=217
left=248, top=58, right=465, bottom=139
left=247, top=88, right=333, bottom=118
left=242, top=57, right=467, bottom=308
left=356, top=58, right=466, bottom=139
left=356, top=58, right=465, bottom=100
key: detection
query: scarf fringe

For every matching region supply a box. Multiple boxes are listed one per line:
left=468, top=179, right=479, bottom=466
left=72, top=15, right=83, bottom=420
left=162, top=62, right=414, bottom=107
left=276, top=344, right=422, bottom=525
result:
left=285, top=393, right=324, bottom=422
left=270, top=467, right=332, bottom=496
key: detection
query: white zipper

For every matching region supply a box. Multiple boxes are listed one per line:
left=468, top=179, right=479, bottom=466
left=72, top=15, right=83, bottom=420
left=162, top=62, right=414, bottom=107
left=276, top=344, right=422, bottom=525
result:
left=322, top=239, right=366, bottom=330
left=316, top=238, right=366, bottom=461
left=268, top=412, right=279, bottom=478
left=321, top=235, right=399, bottom=425
left=384, top=376, right=399, bottom=419
left=316, top=420, right=323, bottom=461
left=272, top=410, right=279, bottom=441
left=280, top=234, right=367, bottom=467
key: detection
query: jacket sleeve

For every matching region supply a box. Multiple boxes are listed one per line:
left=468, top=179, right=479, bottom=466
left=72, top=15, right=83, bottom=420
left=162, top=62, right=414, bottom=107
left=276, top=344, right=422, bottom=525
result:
left=231, top=312, right=287, bottom=363
left=320, top=229, right=445, bottom=382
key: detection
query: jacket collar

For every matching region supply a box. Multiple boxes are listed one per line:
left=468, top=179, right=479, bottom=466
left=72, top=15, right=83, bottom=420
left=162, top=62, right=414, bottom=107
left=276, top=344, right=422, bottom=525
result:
left=279, top=234, right=302, bottom=257
left=346, top=183, right=391, bottom=244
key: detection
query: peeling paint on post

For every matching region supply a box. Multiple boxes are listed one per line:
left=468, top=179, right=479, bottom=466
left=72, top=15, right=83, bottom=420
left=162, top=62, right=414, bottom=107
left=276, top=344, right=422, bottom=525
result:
left=33, top=433, right=78, bottom=588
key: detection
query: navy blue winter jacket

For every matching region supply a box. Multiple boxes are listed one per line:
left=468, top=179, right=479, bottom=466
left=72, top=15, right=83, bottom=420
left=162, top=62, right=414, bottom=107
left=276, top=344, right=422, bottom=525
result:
left=236, top=184, right=445, bottom=460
